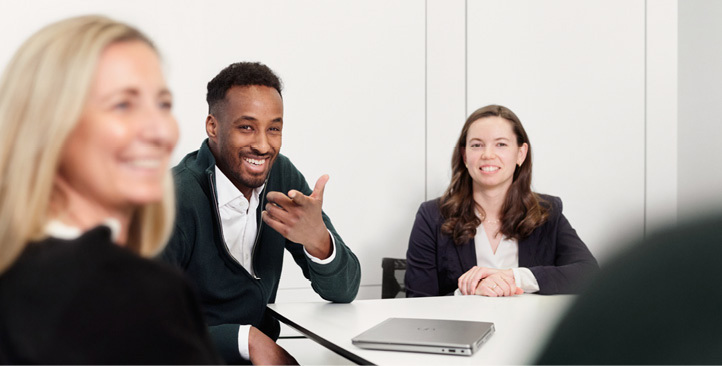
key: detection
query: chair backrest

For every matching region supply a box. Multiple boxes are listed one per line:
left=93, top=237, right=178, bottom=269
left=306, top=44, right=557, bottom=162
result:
left=381, top=257, right=407, bottom=299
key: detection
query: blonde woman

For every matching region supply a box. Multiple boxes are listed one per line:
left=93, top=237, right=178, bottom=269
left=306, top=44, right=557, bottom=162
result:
left=0, top=16, right=221, bottom=363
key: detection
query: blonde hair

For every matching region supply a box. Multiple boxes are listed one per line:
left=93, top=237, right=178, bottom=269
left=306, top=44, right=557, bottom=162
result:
left=0, top=15, right=175, bottom=273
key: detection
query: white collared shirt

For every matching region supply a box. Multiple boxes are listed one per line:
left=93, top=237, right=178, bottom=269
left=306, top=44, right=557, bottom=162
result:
left=473, top=223, right=540, bottom=293
left=214, top=166, right=337, bottom=361
left=215, top=166, right=263, bottom=276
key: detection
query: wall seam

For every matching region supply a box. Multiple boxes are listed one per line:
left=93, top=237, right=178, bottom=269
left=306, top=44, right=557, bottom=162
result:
left=464, top=0, right=468, bottom=117
left=424, top=0, right=428, bottom=201
left=644, top=0, right=648, bottom=238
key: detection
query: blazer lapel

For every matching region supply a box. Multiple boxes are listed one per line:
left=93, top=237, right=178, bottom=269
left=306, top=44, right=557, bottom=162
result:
left=518, top=234, right=535, bottom=267
left=454, top=238, right=477, bottom=272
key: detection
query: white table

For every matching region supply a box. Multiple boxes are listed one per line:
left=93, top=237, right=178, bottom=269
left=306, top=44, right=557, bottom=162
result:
left=268, top=294, right=575, bottom=365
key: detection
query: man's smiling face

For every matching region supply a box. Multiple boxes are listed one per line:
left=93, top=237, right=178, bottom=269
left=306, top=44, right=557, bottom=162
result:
left=207, top=85, right=283, bottom=198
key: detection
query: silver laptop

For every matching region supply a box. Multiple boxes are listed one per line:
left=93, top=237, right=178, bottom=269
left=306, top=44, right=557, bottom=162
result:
left=351, top=317, right=494, bottom=356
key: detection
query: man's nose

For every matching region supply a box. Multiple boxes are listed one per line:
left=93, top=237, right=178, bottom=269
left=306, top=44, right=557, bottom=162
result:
left=251, top=131, right=270, bottom=154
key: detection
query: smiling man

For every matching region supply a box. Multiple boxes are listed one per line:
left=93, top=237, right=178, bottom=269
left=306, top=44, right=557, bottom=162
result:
left=160, top=62, right=361, bottom=365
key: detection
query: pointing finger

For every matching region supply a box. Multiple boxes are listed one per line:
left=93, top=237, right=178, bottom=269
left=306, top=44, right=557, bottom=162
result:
left=287, top=189, right=309, bottom=205
left=266, top=191, right=294, bottom=208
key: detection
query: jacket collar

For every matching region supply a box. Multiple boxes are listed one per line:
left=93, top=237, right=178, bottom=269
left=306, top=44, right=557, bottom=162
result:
left=196, top=139, right=217, bottom=177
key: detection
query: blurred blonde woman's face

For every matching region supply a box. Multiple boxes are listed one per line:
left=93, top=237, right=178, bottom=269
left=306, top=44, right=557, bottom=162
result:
left=58, top=41, right=178, bottom=214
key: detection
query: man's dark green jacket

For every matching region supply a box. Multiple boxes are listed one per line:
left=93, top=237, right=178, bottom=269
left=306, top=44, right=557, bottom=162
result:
left=160, top=140, right=361, bottom=363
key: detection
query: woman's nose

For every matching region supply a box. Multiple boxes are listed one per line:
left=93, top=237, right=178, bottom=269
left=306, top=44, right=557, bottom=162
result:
left=481, top=146, right=494, bottom=159
left=140, top=103, right=178, bottom=148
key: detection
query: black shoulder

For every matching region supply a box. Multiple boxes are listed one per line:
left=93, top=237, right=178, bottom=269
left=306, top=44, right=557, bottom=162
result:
left=273, top=153, right=293, bottom=168
left=536, top=193, right=562, bottom=211
left=535, top=194, right=564, bottom=223
left=267, top=153, right=307, bottom=192
left=418, top=198, right=443, bottom=221
left=420, top=197, right=441, bottom=210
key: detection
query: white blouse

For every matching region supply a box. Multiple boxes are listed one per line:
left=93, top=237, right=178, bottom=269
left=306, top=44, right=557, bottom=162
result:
left=473, top=223, right=540, bottom=293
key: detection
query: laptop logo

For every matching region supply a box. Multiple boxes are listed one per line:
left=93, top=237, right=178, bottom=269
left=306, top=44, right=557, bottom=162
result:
left=417, top=327, right=436, bottom=331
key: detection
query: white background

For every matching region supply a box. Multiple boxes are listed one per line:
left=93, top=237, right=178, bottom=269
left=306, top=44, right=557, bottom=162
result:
left=1, top=1, right=718, bottom=304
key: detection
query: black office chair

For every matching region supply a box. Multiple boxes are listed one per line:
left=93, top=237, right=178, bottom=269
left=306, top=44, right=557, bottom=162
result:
left=381, top=257, right=407, bottom=299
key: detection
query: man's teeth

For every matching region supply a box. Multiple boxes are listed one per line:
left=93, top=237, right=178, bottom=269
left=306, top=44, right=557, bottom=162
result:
left=129, top=159, right=161, bottom=168
left=481, top=166, right=499, bottom=172
left=244, top=158, right=266, bottom=166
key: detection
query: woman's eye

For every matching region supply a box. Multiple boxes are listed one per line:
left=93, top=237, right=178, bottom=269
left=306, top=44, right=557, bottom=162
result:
left=114, top=101, right=130, bottom=110
left=159, top=100, right=173, bottom=110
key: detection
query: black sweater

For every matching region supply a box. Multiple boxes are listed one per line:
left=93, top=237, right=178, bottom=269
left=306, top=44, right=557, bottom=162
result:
left=0, top=226, right=222, bottom=364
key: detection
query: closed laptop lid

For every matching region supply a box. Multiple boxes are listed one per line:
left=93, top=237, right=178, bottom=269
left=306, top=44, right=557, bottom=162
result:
left=352, top=317, right=494, bottom=355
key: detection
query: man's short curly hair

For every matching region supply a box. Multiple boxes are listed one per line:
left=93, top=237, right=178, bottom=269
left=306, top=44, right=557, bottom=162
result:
left=206, top=61, right=283, bottom=114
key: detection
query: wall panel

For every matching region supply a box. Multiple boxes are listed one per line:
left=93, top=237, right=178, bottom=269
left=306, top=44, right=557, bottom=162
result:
left=462, top=0, right=646, bottom=260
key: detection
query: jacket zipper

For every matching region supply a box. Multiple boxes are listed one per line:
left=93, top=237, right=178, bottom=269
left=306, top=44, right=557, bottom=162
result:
left=250, top=183, right=266, bottom=275
left=249, top=174, right=271, bottom=279
left=208, top=172, right=260, bottom=280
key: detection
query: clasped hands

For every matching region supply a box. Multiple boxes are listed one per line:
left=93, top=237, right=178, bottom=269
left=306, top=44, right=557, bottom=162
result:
left=262, top=175, right=332, bottom=259
left=458, top=266, right=524, bottom=297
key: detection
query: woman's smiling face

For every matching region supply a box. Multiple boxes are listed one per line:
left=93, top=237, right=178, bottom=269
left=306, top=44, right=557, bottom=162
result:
left=58, top=40, right=178, bottom=214
left=464, top=116, right=528, bottom=193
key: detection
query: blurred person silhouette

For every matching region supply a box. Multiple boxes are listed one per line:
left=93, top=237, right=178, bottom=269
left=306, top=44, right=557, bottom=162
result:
left=536, top=212, right=722, bottom=364
left=0, top=15, right=221, bottom=364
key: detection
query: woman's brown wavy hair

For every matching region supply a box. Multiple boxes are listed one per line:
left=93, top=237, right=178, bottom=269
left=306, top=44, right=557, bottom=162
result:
left=440, top=105, right=549, bottom=245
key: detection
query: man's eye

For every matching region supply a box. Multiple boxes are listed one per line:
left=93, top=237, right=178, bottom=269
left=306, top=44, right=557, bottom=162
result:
left=239, top=125, right=252, bottom=130
left=497, top=143, right=507, bottom=147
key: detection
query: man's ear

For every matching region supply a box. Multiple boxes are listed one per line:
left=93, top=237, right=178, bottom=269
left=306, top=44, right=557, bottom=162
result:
left=206, top=114, right=218, bottom=141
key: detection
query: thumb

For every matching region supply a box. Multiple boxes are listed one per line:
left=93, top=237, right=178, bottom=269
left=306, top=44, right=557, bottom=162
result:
left=478, top=267, right=496, bottom=279
left=310, top=174, right=329, bottom=200
left=515, top=287, right=524, bottom=295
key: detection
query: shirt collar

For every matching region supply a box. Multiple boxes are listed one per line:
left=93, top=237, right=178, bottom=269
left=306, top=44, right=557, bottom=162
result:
left=44, top=218, right=121, bottom=242
left=215, top=165, right=265, bottom=207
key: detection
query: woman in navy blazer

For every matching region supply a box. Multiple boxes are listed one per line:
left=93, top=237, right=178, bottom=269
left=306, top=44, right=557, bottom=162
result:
left=405, top=105, right=598, bottom=297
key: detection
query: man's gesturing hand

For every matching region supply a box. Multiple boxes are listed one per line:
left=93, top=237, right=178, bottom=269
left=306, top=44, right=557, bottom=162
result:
left=262, top=175, right=332, bottom=259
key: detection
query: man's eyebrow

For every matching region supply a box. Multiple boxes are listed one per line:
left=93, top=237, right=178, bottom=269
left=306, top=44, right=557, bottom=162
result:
left=233, top=115, right=258, bottom=123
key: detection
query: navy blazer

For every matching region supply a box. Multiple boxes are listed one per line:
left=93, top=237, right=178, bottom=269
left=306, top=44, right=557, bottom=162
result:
left=404, top=194, right=599, bottom=296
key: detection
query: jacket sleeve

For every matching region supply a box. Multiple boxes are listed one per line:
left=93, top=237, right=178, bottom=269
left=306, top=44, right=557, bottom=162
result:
left=292, top=212, right=361, bottom=303
left=157, top=223, right=191, bottom=269
left=528, top=198, right=600, bottom=294
left=404, top=202, right=443, bottom=297
left=282, top=162, right=361, bottom=303
left=207, top=324, right=250, bottom=364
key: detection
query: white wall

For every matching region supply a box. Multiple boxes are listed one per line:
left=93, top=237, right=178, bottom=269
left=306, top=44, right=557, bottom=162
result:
left=0, top=1, right=688, bottom=301
left=466, top=0, right=647, bottom=260
left=678, top=0, right=722, bottom=219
